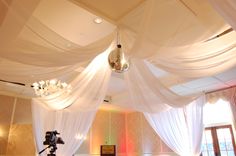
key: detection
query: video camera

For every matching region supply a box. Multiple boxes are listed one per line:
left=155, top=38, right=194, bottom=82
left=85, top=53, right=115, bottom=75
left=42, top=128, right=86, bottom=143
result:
left=43, top=131, right=64, bottom=146
left=39, top=131, right=64, bottom=156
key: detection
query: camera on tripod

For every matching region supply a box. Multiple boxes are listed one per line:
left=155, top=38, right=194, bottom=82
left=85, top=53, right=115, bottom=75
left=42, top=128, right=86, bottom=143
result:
left=39, top=130, right=64, bottom=156
left=43, top=131, right=64, bottom=146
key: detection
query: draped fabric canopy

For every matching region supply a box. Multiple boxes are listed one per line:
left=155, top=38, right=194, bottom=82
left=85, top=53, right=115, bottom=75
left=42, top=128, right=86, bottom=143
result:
left=1, top=0, right=236, bottom=155
left=0, top=0, right=235, bottom=84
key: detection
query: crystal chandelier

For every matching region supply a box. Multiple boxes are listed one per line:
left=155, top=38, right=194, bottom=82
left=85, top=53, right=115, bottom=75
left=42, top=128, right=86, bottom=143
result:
left=32, top=79, right=72, bottom=97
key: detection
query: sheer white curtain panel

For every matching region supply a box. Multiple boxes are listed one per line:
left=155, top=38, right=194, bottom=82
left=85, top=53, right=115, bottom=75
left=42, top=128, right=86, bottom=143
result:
left=229, top=88, right=236, bottom=131
left=144, top=95, right=205, bottom=156
left=32, top=100, right=97, bottom=156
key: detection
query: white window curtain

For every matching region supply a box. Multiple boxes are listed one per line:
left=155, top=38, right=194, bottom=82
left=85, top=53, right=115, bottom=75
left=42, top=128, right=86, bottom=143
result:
left=229, top=88, right=236, bottom=126
left=144, top=95, right=205, bottom=156
left=206, top=87, right=236, bottom=127
left=206, top=87, right=236, bottom=130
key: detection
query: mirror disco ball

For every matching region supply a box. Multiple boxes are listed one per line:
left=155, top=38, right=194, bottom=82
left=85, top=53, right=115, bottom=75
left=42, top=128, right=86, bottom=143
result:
left=108, top=44, right=129, bottom=73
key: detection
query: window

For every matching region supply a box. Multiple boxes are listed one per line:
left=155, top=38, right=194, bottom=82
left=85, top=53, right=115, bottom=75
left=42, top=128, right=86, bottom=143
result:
left=201, top=99, right=236, bottom=156
left=201, top=125, right=236, bottom=156
left=203, top=99, right=233, bottom=126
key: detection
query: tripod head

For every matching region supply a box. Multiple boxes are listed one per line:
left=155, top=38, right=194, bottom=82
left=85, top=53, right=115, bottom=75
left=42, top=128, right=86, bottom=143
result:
left=48, top=144, right=57, bottom=156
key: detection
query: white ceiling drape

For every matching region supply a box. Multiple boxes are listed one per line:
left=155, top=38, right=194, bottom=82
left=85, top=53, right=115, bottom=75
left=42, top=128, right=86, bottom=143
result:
left=1, top=0, right=235, bottom=83
left=149, top=31, right=236, bottom=78
left=0, top=0, right=114, bottom=67
left=208, top=0, right=236, bottom=31
left=124, top=58, right=196, bottom=113
left=118, top=0, right=236, bottom=78
left=35, top=50, right=112, bottom=110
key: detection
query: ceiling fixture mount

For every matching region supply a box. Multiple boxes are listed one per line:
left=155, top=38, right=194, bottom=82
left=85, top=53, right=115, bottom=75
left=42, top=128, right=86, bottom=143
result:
left=32, top=79, right=72, bottom=97
left=108, top=30, right=129, bottom=73
left=93, top=17, right=103, bottom=24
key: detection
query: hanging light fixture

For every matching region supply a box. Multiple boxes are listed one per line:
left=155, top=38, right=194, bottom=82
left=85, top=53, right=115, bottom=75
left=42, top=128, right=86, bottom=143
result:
left=32, top=79, right=72, bottom=97
left=108, top=30, right=129, bottom=73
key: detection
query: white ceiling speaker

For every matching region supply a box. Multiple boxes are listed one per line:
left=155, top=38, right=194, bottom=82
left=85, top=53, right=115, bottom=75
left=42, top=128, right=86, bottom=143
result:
left=108, top=31, right=129, bottom=73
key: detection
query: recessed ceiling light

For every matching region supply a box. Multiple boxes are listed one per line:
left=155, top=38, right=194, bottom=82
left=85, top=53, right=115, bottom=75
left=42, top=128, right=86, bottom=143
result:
left=94, top=17, right=103, bottom=24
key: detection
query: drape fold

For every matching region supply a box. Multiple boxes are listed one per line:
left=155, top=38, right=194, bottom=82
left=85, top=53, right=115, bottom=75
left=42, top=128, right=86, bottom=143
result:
left=208, top=0, right=236, bottom=31
left=124, top=58, right=196, bottom=113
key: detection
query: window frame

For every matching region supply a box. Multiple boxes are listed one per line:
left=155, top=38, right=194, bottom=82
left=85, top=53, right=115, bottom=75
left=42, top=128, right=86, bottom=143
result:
left=201, top=125, right=236, bottom=156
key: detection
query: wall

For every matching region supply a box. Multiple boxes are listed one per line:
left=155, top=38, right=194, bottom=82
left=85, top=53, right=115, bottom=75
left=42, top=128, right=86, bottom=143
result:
left=75, top=111, right=177, bottom=156
left=6, top=124, right=35, bottom=156
left=76, top=110, right=127, bottom=156
left=0, top=95, right=14, bottom=156
left=0, top=95, right=35, bottom=156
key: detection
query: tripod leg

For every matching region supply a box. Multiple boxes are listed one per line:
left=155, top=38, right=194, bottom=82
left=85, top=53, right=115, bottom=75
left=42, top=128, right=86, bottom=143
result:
left=39, top=145, right=50, bottom=155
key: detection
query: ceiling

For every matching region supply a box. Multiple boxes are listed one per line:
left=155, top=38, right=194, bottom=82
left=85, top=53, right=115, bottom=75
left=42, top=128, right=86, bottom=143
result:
left=71, top=0, right=145, bottom=21
left=0, top=0, right=235, bottom=109
left=29, top=0, right=116, bottom=46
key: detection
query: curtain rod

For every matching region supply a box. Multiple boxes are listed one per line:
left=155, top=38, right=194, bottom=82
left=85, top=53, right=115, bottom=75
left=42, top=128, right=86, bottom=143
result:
left=206, top=84, right=236, bottom=94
